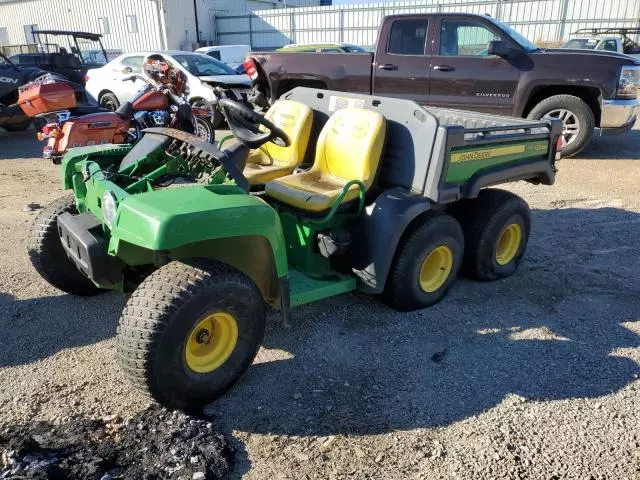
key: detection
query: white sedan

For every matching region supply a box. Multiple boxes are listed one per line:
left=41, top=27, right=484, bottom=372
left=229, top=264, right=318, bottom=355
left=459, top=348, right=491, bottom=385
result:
left=85, top=50, right=252, bottom=127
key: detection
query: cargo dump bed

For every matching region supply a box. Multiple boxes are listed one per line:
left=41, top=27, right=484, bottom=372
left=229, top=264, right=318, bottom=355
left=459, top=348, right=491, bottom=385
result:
left=282, top=87, right=563, bottom=204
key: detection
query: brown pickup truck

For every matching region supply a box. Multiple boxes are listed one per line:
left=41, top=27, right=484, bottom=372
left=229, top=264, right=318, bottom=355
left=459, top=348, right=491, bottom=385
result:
left=245, top=13, right=640, bottom=156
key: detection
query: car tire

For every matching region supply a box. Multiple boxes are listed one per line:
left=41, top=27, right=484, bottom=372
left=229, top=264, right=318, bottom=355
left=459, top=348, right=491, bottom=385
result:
left=3, top=119, right=32, bottom=132
left=452, top=189, right=531, bottom=282
left=384, top=212, right=464, bottom=311
left=27, top=194, right=104, bottom=296
left=117, top=259, right=266, bottom=413
left=527, top=94, right=594, bottom=157
left=99, top=92, right=120, bottom=111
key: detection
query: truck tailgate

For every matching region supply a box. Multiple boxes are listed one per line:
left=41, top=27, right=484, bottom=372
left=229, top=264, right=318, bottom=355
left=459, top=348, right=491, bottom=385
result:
left=253, top=52, right=373, bottom=99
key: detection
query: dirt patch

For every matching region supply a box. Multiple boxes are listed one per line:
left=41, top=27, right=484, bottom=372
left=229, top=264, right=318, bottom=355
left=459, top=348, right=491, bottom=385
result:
left=0, top=406, right=233, bottom=479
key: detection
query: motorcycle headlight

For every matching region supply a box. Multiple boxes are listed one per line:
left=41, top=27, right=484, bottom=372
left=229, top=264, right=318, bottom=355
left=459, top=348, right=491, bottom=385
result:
left=102, top=191, right=118, bottom=228
left=617, top=65, right=640, bottom=99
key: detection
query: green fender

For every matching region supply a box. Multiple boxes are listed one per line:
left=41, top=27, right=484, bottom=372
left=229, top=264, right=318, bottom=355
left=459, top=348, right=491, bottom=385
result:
left=109, top=184, right=289, bottom=278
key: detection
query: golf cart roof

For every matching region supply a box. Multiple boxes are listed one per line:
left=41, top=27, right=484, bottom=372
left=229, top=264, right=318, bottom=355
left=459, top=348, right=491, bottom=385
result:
left=32, top=30, right=103, bottom=40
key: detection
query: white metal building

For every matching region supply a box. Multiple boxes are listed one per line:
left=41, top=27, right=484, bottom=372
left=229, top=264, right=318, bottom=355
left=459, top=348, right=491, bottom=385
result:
left=0, top=0, right=322, bottom=53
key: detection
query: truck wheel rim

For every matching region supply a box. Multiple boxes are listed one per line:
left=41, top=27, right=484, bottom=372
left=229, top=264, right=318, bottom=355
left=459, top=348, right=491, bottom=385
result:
left=542, top=109, right=580, bottom=147
left=496, top=223, right=522, bottom=266
left=185, top=312, right=238, bottom=373
left=419, top=246, right=453, bottom=293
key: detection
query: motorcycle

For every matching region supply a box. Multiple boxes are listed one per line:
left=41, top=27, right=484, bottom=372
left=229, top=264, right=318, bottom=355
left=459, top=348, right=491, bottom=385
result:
left=24, top=61, right=215, bottom=163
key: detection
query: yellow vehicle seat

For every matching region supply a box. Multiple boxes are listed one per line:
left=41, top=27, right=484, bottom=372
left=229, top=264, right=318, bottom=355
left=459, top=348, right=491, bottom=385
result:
left=264, top=108, right=386, bottom=212
left=243, top=100, right=313, bottom=185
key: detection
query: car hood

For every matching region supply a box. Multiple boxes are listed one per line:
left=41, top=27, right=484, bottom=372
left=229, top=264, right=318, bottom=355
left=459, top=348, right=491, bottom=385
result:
left=542, top=48, right=640, bottom=64
left=198, top=74, right=251, bottom=87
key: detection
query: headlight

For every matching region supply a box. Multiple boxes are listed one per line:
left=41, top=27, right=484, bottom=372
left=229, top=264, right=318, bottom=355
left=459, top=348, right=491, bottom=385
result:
left=617, top=65, right=640, bottom=99
left=102, top=191, right=118, bottom=228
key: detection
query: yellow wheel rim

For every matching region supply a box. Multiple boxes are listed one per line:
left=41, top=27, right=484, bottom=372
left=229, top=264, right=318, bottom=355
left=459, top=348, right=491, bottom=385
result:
left=495, top=223, right=522, bottom=266
left=419, top=245, right=454, bottom=293
left=185, top=312, right=238, bottom=374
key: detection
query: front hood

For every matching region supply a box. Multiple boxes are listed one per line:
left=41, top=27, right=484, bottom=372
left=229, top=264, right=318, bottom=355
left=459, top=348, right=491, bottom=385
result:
left=543, top=48, right=640, bottom=64
left=199, top=74, right=251, bottom=88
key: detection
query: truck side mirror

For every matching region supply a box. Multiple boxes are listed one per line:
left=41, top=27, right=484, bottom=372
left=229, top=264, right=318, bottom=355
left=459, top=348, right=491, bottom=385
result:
left=487, top=40, right=512, bottom=58
left=121, top=66, right=133, bottom=74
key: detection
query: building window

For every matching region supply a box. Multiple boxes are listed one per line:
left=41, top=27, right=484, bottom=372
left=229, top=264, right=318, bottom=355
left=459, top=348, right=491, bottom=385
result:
left=23, top=24, right=38, bottom=43
left=98, top=17, right=110, bottom=35
left=126, top=15, right=138, bottom=34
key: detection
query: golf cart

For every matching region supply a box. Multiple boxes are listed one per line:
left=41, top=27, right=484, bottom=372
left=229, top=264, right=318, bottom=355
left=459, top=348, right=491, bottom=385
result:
left=14, top=30, right=109, bottom=84
left=28, top=88, right=562, bottom=411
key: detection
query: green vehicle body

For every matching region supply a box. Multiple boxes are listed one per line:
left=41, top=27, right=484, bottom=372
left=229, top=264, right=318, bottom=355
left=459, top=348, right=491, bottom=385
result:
left=56, top=88, right=561, bottom=318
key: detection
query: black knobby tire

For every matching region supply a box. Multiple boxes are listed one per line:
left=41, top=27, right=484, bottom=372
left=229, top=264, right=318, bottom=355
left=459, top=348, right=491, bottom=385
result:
left=3, top=119, right=32, bottom=132
left=117, top=259, right=266, bottom=412
left=99, top=92, right=120, bottom=111
left=27, top=195, right=103, bottom=296
left=384, top=212, right=464, bottom=311
left=452, top=189, right=531, bottom=282
left=526, top=94, right=595, bottom=157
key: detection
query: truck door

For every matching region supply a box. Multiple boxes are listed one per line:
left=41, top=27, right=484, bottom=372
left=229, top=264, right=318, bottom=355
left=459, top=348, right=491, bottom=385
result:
left=372, top=16, right=430, bottom=104
left=428, top=16, right=521, bottom=115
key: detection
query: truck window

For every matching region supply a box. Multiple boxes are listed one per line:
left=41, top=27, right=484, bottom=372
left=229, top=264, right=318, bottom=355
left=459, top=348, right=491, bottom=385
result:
left=596, top=39, right=618, bottom=52
left=439, top=20, right=499, bottom=56
left=387, top=19, right=428, bottom=55
left=121, top=56, right=144, bottom=73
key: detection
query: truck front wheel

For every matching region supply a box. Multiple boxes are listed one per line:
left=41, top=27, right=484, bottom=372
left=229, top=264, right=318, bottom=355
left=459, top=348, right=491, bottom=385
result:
left=527, top=94, right=595, bottom=157
left=27, top=195, right=104, bottom=296
left=453, top=189, right=531, bottom=281
left=117, top=259, right=266, bottom=412
left=384, top=212, right=464, bottom=311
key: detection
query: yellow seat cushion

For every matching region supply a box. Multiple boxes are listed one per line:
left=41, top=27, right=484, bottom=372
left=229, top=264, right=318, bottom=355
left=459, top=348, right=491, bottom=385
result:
left=265, top=107, right=386, bottom=212
left=244, top=100, right=313, bottom=185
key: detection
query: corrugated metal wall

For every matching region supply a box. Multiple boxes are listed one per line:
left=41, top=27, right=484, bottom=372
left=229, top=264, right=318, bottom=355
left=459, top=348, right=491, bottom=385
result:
left=216, top=0, right=640, bottom=50
left=0, top=0, right=163, bottom=51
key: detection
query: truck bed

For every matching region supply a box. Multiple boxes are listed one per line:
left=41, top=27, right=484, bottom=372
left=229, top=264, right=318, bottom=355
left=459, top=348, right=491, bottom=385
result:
left=282, top=88, right=562, bottom=204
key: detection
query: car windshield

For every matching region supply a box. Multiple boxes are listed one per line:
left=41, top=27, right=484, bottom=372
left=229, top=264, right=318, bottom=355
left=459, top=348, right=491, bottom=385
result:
left=492, top=19, right=538, bottom=52
left=172, top=54, right=236, bottom=76
left=561, top=38, right=599, bottom=49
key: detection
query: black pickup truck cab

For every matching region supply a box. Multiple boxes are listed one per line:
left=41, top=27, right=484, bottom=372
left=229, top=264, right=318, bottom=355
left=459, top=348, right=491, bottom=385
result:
left=248, top=13, right=640, bottom=156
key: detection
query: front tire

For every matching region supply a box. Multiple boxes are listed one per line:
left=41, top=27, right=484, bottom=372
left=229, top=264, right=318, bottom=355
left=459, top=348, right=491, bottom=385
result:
left=527, top=94, right=594, bottom=157
left=27, top=195, right=103, bottom=296
left=99, top=92, right=120, bottom=111
left=195, top=117, right=215, bottom=144
left=384, top=212, right=464, bottom=311
left=117, top=259, right=266, bottom=412
left=452, top=189, right=531, bottom=282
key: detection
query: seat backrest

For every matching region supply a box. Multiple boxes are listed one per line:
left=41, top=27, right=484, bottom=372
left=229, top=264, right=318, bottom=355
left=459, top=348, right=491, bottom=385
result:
left=260, top=100, right=313, bottom=168
left=312, top=108, right=386, bottom=188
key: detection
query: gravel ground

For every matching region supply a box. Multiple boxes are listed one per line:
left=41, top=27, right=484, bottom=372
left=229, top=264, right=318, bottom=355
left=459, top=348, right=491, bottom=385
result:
left=0, top=126, right=639, bottom=479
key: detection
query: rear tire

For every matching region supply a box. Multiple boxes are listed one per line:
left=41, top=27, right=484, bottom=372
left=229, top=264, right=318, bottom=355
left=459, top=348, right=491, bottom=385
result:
left=384, top=212, right=464, bottom=311
left=117, top=259, right=266, bottom=412
left=526, top=94, right=594, bottom=157
left=195, top=117, right=215, bottom=144
left=27, top=195, right=104, bottom=296
left=99, top=92, right=120, bottom=111
left=452, top=189, right=531, bottom=281
left=3, top=119, right=32, bottom=132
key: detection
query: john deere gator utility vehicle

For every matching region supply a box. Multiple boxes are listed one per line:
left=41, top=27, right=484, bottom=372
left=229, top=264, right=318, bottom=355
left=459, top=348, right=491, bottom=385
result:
left=28, top=88, right=562, bottom=411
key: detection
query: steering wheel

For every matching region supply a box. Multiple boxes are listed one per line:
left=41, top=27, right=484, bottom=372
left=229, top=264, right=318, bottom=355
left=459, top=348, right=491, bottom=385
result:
left=217, top=99, right=290, bottom=149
